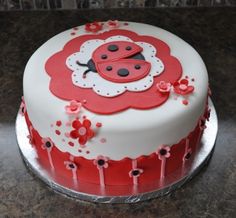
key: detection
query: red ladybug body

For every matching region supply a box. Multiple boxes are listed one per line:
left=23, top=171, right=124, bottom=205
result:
left=77, top=41, right=151, bottom=82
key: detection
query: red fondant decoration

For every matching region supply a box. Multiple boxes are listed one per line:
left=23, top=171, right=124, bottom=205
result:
left=55, top=130, right=61, bottom=135
left=107, top=20, right=119, bottom=29
left=70, top=119, right=95, bottom=145
left=96, top=122, right=102, bottom=128
left=56, top=120, right=62, bottom=126
left=97, top=59, right=151, bottom=83
left=68, top=141, right=74, bottom=147
left=182, top=99, right=189, bottom=105
left=174, top=79, right=194, bottom=95
left=85, top=22, right=102, bottom=33
left=45, top=29, right=182, bottom=114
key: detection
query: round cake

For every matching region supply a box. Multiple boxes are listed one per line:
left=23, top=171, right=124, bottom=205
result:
left=22, top=21, right=210, bottom=187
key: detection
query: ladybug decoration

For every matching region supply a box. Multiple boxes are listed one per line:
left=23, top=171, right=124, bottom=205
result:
left=76, top=41, right=151, bottom=83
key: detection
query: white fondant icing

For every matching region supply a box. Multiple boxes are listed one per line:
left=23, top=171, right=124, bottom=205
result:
left=23, top=22, right=208, bottom=160
left=66, top=36, right=164, bottom=97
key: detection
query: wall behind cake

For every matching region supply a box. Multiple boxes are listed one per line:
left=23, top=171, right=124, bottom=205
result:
left=0, top=0, right=235, bottom=10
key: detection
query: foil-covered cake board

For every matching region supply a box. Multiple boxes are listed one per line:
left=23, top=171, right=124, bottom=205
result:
left=15, top=99, right=218, bottom=203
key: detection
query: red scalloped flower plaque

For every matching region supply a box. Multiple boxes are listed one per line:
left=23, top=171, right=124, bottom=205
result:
left=45, top=29, right=182, bottom=114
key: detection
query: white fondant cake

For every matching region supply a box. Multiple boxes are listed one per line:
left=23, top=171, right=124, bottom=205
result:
left=22, top=21, right=210, bottom=186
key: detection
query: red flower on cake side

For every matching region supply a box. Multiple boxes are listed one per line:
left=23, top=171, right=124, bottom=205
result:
left=93, top=155, right=109, bottom=169
left=70, top=119, right=95, bottom=145
left=45, top=29, right=182, bottom=114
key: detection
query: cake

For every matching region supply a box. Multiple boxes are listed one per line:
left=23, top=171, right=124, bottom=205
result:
left=22, top=21, right=211, bottom=188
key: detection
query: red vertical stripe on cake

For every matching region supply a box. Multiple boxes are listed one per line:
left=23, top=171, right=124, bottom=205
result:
left=137, top=153, right=162, bottom=184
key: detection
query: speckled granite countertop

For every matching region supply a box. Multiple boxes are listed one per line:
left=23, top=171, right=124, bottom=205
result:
left=0, top=8, right=236, bottom=217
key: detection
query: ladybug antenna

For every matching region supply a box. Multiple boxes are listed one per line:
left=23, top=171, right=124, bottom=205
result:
left=83, top=69, right=91, bottom=78
left=76, top=61, right=91, bottom=78
left=76, top=61, right=88, bottom=67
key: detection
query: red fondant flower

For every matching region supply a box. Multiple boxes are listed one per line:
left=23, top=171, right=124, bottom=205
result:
left=41, top=137, right=54, bottom=151
left=183, top=148, right=192, bottom=161
left=45, top=29, right=182, bottom=114
left=85, top=21, right=102, bottom=33
left=156, top=81, right=172, bottom=93
left=93, top=155, right=109, bottom=169
left=173, top=79, right=194, bottom=95
left=129, top=168, right=143, bottom=178
left=107, top=20, right=119, bottom=29
left=70, top=119, right=94, bottom=145
left=65, top=100, right=82, bottom=115
left=64, top=161, right=78, bottom=170
left=156, top=145, right=171, bottom=160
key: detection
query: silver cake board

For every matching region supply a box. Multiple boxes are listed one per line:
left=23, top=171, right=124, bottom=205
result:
left=15, top=99, right=218, bottom=203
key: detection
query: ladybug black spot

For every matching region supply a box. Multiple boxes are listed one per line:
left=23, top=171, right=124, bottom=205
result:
left=126, top=46, right=132, bottom=51
left=106, top=66, right=112, bottom=71
left=135, top=65, right=141, bottom=70
left=101, top=54, right=107, bottom=59
left=117, top=68, right=129, bottom=77
left=108, top=44, right=119, bottom=52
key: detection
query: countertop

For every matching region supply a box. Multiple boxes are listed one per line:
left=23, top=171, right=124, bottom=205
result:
left=0, top=8, right=236, bottom=217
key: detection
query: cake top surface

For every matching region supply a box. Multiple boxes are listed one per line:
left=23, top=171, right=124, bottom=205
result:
left=44, top=21, right=187, bottom=114
left=23, top=21, right=208, bottom=159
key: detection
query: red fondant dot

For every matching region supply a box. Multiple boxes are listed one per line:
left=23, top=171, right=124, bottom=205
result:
left=70, top=32, right=76, bottom=36
left=96, top=122, right=102, bottom=128
left=86, top=151, right=90, bottom=154
left=73, top=27, right=78, bottom=30
left=191, top=78, right=195, bottom=82
left=55, top=130, right=61, bottom=135
left=182, top=99, right=189, bottom=105
left=185, top=75, right=189, bottom=79
left=82, top=115, right=87, bottom=119
left=68, top=141, right=74, bottom=147
left=78, top=149, right=82, bottom=152
left=124, top=22, right=129, bottom=26
left=56, top=120, right=62, bottom=127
